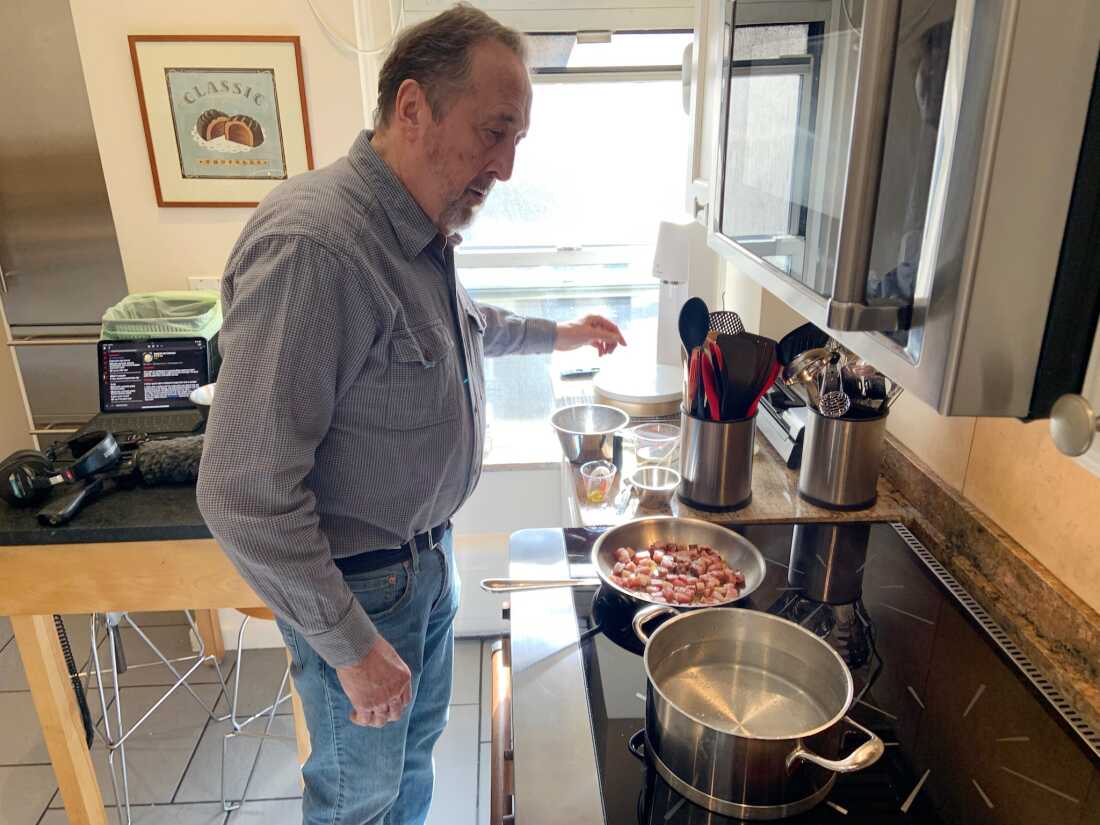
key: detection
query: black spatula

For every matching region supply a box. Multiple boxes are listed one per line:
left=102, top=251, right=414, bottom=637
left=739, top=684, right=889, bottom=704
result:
left=714, top=333, right=759, bottom=420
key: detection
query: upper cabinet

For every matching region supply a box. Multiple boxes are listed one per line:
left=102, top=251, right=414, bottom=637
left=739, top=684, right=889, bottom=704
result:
left=695, top=0, right=1100, bottom=419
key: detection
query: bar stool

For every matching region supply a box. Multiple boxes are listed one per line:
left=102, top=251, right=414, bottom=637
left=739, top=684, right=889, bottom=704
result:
left=221, top=606, right=297, bottom=812
left=87, top=611, right=230, bottom=825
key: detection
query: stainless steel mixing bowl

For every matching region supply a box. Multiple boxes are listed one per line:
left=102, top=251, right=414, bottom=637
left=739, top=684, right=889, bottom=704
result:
left=551, top=403, right=629, bottom=463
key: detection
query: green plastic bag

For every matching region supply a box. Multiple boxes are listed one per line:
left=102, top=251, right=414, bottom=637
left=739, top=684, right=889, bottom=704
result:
left=101, top=290, right=222, bottom=341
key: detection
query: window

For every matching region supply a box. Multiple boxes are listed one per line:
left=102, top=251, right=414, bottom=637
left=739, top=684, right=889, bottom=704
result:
left=457, top=31, right=691, bottom=459
left=458, top=30, right=692, bottom=283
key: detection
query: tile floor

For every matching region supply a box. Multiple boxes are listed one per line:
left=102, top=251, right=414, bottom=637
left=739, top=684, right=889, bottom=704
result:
left=0, top=613, right=497, bottom=825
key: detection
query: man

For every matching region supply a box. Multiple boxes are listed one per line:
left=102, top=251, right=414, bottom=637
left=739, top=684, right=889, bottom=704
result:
left=196, top=5, right=626, bottom=824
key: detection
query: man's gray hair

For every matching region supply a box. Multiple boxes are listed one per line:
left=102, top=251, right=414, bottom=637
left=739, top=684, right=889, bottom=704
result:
left=375, top=4, right=527, bottom=128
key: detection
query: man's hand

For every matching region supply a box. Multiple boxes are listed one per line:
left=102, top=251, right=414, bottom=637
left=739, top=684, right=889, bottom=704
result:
left=335, top=636, right=412, bottom=728
left=555, top=315, right=627, bottom=357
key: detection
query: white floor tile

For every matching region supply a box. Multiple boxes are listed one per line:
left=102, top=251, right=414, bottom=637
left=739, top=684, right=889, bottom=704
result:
left=176, top=715, right=300, bottom=804
left=0, top=640, right=27, bottom=693
left=49, top=684, right=222, bottom=808
left=0, top=692, right=50, bottom=765
left=39, top=801, right=228, bottom=825
left=451, top=639, right=481, bottom=706
left=0, top=765, right=57, bottom=825
left=425, top=704, right=478, bottom=825
left=478, top=742, right=490, bottom=825
left=225, top=797, right=302, bottom=824
left=215, top=648, right=292, bottom=719
left=0, top=615, right=98, bottom=694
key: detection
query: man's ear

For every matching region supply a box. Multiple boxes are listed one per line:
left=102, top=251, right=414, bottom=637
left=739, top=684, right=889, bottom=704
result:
left=393, top=78, right=429, bottom=138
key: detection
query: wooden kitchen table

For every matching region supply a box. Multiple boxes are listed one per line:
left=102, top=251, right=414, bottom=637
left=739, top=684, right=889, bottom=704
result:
left=0, top=484, right=310, bottom=825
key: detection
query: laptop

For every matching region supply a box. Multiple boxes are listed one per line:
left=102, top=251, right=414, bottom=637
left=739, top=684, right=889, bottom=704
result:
left=76, top=338, right=211, bottom=438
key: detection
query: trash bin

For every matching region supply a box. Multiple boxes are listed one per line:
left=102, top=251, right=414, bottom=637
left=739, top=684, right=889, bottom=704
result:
left=100, top=290, right=222, bottom=377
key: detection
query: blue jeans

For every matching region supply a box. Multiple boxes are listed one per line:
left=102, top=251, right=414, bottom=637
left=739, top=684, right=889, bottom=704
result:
left=277, top=531, right=460, bottom=825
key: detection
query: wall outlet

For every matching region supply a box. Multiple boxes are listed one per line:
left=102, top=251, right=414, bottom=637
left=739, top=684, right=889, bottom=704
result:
left=188, top=276, right=221, bottom=292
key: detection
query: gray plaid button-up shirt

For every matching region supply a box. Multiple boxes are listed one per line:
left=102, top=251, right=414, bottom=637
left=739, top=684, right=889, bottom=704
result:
left=197, top=131, right=556, bottom=667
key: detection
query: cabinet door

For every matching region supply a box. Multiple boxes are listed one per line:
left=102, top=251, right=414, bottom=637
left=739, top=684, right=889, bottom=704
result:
left=684, top=0, right=724, bottom=223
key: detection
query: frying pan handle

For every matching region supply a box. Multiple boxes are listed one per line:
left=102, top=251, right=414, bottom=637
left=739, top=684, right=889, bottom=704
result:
left=632, top=604, right=679, bottom=645
left=785, top=716, right=884, bottom=774
left=479, top=578, right=600, bottom=593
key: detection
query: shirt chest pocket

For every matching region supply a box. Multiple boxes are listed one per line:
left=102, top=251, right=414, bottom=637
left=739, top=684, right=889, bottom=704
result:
left=384, top=320, right=461, bottom=430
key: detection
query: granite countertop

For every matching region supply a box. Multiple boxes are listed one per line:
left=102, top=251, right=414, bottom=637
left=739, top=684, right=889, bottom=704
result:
left=0, top=483, right=210, bottom=546
left=565, top=429, right=909, bottom=528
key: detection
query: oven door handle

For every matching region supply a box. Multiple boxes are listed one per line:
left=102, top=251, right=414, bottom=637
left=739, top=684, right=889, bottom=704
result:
left=826, top=0, right=907, bottom=333
left=490, top=638, right=515, bottom=825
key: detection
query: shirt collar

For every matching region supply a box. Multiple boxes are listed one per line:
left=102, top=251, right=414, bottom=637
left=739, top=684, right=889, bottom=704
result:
left=349, top=130, right=439, bottom=261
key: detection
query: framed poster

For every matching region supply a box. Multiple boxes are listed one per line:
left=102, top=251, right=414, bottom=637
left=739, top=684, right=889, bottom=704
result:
left=128, top=35, right=314, bottom=207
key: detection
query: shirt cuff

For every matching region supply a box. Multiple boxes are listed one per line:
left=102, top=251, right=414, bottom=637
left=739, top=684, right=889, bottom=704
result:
left=525, top=317, right=558, bottom=354
left=302, top=599, right=380, bottom=667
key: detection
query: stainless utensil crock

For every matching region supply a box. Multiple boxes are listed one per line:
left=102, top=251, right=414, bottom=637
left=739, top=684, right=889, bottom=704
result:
left=632, top=606, right=884, bottom=819
left=798, top=409, right=887, bottom=510
left=551, top=404, right=629, bottom=464
left=678, top=410, right=754, bottom=510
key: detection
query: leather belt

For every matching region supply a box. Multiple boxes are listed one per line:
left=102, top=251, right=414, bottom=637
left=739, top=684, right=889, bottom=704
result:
left=333, top=520, right=451, bottom=576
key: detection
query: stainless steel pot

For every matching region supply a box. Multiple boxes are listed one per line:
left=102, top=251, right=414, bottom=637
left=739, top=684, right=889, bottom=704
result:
left=632, top=606, right=884, bottom=819
left=551, top=403, right=629, bottom=463
left=480, top=517, right=767, bottom=610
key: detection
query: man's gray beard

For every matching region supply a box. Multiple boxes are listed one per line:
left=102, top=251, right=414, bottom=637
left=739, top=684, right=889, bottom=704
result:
left=439, top=198, right=478, bottom=234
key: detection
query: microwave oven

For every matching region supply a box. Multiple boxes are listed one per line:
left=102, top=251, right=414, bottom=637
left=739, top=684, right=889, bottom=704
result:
left=707, top=0, right=1100, bottom=417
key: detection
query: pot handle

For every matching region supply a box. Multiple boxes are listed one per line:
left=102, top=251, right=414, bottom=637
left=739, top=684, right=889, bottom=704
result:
left=785, top=716, right=884, bottom=774
left=627, top=729, right=646, bottom=761
left=632, top=604, right=679, bottom=644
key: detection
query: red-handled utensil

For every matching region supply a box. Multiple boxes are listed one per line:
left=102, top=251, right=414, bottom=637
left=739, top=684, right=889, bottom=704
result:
left=688, top=347, right=700, bottom=416
left=700, top=348, right=722, bottom=422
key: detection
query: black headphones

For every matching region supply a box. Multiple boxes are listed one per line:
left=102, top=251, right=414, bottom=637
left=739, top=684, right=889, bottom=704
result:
left=0, top=433, right=121, bottom=508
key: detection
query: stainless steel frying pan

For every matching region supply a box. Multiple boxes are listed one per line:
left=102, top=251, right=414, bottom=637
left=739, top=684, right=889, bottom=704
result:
left=480, top=516, right=767, bottom=609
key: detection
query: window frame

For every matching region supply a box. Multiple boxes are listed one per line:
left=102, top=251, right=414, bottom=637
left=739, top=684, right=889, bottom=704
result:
left=454, top=29, right=690, bottom=275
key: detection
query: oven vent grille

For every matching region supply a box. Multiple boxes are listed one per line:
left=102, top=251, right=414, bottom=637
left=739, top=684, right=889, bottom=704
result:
left=890, top=523, right=1100, bottom=759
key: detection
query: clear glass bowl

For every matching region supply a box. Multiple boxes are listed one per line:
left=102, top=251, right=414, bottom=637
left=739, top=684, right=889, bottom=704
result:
left=580, top=459, right=617, bottom=504
left=631, top=422, right=681, bottom=465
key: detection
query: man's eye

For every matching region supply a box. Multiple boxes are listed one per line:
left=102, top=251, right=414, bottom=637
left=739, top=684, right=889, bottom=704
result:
left=486, top=129, right=504, bottom=141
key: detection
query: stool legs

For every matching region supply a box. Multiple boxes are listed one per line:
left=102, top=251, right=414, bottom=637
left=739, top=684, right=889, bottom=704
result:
left=220, top=614, right=295, bottom=812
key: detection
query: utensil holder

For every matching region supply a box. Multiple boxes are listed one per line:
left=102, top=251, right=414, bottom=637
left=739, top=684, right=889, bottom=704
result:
left=798, top=410, right=887, bottom=510
left=678, top=410, right=754, bottom=511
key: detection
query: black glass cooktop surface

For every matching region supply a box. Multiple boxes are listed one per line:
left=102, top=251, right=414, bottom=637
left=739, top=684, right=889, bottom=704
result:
left=562, top=523, right=1100, bottom=825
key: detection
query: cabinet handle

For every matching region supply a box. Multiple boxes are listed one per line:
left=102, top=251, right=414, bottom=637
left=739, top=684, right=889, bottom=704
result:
left=824, top=0, right=907, bottom=333
left=1050, top=394, right=1100, bottom=457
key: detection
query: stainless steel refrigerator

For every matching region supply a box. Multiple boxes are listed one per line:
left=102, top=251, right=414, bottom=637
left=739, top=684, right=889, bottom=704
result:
left=0, top=0, right=130, bottom=429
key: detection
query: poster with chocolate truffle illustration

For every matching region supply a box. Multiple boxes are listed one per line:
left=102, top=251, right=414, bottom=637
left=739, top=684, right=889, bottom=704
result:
left=166, top=68, right=288, bottom=180
left=129, top=36, right=313, bottom=207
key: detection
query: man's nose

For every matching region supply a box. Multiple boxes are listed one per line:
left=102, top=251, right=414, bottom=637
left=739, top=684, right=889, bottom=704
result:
left=486, top=142, right=517, bottom=182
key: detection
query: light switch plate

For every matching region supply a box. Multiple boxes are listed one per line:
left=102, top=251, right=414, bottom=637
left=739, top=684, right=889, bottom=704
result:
left=188, top=276, right=221, bottom=292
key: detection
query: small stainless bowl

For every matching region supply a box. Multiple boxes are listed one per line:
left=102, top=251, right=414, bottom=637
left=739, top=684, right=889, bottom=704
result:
left=551, top=403, right=629, bottom=464
left=629, top=465, right=681, bottom=510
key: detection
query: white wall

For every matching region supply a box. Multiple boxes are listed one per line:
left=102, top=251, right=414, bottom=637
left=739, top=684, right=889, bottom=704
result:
left=68, top=0, right=367, bottom=295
